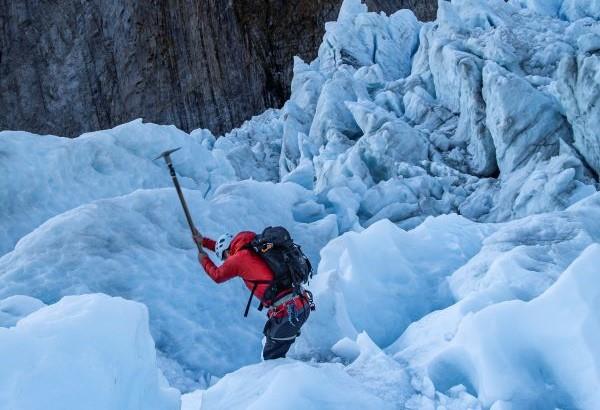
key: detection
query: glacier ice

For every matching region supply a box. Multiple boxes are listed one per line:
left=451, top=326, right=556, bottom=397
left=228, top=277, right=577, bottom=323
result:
left=514, top=0, right=600, bottom=21
left=0, top=120, right=235, bottom=257
left=482, top=61, right=566, bottom=174
left=0, top=182, right=337, bottom=390
left=1, top=0, right=600, bottom=407
left=183, top=359, right=392, bottom=410
left=317, top=1, right=420, bottom=81
left=0, top=295, right=46, bottom=327
left=428, top=243, right=600, bottom=409
left=296, top=214, right=494, bottom=354
left=450, top=192, right=600, bottom=302
left=213, top=109, right=283, bottom=181
left=555, top=43, right=600, bottom=176
left=0, top=294, right=179, bottom=410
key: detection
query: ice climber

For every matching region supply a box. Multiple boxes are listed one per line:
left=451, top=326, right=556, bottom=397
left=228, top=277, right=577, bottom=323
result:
left=193, top=227, right=315, bottom=360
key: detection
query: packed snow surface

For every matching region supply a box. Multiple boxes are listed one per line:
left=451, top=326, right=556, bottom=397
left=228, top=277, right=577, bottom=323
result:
left=183, top=359, right=393, bottom=410
left=0, top=295, right=45, bottom=327
left=2, top=0, right=600, bottom=408
left=0, top=294, right=179, bottom=410
left=427, top=243, right=600, bottom=409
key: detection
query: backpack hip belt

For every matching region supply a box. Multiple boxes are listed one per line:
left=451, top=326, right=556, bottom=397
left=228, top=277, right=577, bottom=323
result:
left=268, top=293, right=306, bottom=319
left=268, top=290, right=315, bottom=319
left=271, top=290, right=300, bottom=308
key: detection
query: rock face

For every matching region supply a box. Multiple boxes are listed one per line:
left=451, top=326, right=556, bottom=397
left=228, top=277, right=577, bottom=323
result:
left=0, top=0, right=437, bottom=137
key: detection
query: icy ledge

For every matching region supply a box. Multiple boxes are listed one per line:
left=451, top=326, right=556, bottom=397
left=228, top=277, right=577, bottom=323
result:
left=0, top=294, right=180, bottom=410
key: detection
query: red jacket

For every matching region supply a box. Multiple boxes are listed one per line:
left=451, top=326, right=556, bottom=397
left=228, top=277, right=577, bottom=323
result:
left=200, top=232, right=287, bottom=306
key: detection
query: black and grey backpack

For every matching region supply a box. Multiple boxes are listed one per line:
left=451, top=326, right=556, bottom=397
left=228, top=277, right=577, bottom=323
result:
left=243, top=226, right=313, bottom=316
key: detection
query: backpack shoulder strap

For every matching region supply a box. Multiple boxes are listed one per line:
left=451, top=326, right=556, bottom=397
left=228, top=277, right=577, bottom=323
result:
left=244, top=280, right=272, bottom=317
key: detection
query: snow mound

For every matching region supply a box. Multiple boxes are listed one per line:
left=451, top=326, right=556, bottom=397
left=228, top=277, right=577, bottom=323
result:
left=0, top=293, right=179, bottom=410
left=427, top=243, right=600, bottom=409
left=0, top=295, right=46, bottom=327
left=184, top=332, right=412, bottom=409
left=183, top=359, right=392, bottom=410
left=0, top=120, right=235, bottom=256
left=450, top=192, right=600, bottom=302
left=343, top=332, right=413, bottom=405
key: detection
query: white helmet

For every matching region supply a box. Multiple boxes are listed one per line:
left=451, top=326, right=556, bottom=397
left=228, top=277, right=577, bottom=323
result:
left=215, top=233, right=234, bottom=260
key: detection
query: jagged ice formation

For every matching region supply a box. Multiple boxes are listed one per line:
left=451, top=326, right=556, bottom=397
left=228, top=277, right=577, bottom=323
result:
left=2, top=0, right=600, bottom=409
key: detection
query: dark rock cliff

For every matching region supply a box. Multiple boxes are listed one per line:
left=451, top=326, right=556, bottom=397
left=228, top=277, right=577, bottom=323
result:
left=0, top=0, right=437, bottom=137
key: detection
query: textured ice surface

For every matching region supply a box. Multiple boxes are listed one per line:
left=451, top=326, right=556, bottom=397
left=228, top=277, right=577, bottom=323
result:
left=0, top=295, right=46, bottom=327
left=0, top=120, right=235, bottom=256
left=388, top=193, right=600, bottom=370
left=515, top=0, right=600, bottom=21
left=427, top=244, right=600, bottom=409
left=213, top=109, right=283, bottom=182
left=184, top=332, right=412, bottom=410
left=272, top=0, right=598, bottom=229
left=296, top=214, right=494, bottom=355
left=0, top=294, right=179, bottom=410
left=183, top=359, right=393, bottom=410
left=555, top=38, right=600, bottom=176
left=317, top=1, right=420, bottom=81
left=450, top=192, right=600, bottom=302
left=0, top=182, right=337, bottom=390
left=2, top=0, right=600, bottom=407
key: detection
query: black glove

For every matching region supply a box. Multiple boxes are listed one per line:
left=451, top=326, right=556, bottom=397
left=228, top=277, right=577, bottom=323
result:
left=192, top=227, right=203, bottom=248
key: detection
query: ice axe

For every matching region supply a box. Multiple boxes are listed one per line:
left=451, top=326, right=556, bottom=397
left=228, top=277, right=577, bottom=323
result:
left=154, top=147, right=202, bottom=252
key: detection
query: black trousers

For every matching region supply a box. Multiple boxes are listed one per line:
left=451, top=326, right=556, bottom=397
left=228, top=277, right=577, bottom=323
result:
left=262, top=301, right=310, bottom=360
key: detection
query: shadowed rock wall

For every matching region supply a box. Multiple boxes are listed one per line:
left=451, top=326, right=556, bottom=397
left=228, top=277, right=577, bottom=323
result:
left=0, top=0, right=437, bottom=136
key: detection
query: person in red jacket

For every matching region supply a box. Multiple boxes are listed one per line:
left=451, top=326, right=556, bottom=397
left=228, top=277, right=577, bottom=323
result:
left=193, top=230, right=311, bottom=360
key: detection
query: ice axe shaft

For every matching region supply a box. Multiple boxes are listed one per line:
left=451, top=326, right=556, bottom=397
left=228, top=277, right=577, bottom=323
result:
left=155, top=147, right=202, bottom=252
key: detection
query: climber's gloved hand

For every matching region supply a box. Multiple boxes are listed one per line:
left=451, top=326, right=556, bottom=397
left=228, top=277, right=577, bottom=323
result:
left=192, top=227, right=204, bottom=248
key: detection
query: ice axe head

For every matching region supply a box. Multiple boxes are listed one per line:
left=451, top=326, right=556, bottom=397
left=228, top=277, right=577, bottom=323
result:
left=154, top=147, right=181, bottom=165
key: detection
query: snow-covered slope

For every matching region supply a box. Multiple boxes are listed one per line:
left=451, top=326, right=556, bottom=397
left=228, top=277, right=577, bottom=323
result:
left=1, top=0, right=600, bottom=408
left=0, top=182, right=337, bottom=390
left=0, top=121, right=234, bottom=257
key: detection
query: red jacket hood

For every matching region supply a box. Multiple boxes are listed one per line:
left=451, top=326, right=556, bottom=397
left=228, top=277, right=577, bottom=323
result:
left=229, top=231, right=256, bottom=255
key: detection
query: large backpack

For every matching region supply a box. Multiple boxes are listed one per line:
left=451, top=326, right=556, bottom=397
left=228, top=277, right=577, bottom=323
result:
left=243, top=226, right=313, bottom=316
